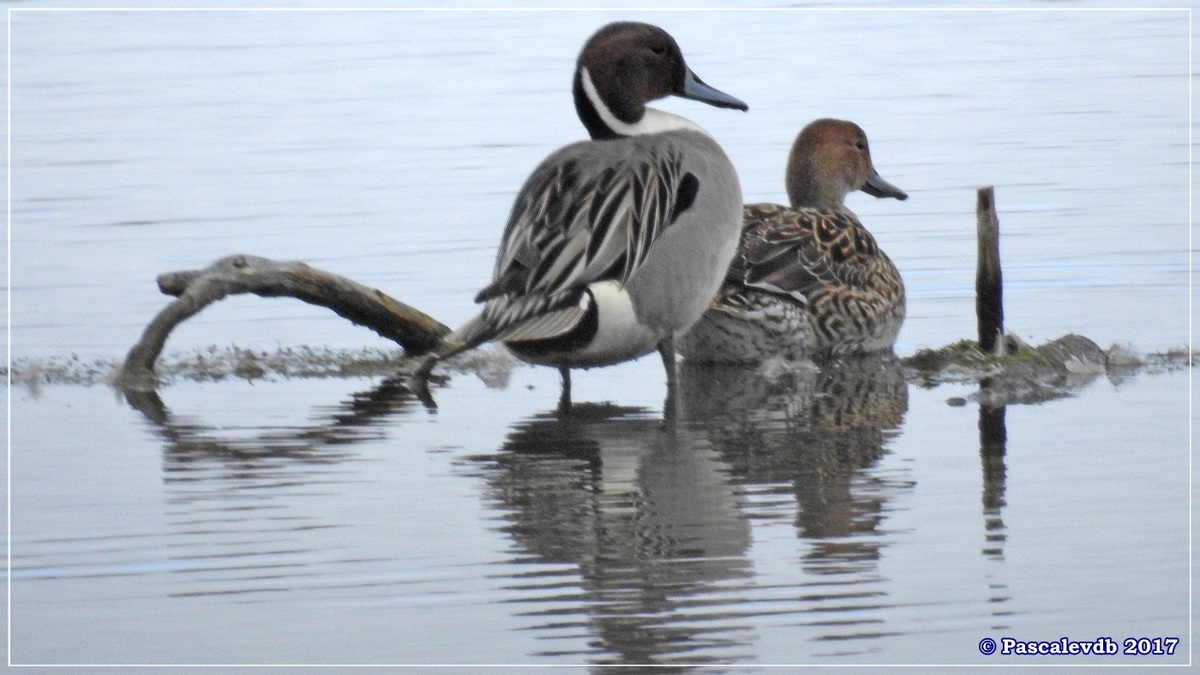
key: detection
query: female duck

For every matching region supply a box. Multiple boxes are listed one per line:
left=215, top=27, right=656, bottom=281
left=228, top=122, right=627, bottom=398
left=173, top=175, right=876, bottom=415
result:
left=417, top=22, right=747, bottom=407
left=679, top=118, right=908, bottom=364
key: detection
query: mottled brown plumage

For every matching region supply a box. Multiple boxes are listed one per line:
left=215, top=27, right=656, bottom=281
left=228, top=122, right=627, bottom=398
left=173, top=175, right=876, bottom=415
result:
left=680, top=119, right=908, bottom=363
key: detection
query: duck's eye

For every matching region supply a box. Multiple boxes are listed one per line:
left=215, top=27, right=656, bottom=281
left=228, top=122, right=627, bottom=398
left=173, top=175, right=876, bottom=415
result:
left=855, top=140, right=868, bottom=151
left=650, top=45, right=667, bottom=55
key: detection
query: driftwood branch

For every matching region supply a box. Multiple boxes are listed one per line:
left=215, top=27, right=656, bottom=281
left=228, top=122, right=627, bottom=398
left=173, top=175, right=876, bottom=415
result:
left=114, top=254, right=451, bottom=390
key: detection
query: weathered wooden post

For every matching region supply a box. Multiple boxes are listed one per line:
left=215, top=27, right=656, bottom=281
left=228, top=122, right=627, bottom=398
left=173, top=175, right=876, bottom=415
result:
left=976, top=186, right=1004, bottom=355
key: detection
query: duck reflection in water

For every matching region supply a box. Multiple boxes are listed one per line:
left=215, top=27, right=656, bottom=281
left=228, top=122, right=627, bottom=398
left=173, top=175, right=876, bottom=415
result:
left=472, top=355, right=912, bottom=663
left=477, top=404, right=754, bottom=665
left=677, top=357, right=912, bottom=573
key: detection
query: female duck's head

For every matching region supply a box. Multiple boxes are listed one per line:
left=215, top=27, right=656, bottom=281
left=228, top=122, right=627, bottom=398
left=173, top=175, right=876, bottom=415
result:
left=785, top=118, right=908, bottom=211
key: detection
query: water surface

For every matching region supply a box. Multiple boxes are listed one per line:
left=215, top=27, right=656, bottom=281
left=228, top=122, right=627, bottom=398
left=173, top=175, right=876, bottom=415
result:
left=6, top=6, right=1193, bottom=669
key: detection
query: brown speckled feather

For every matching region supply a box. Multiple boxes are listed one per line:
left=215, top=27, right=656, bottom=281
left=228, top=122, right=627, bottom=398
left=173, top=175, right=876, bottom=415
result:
left=679, top=118, right=908, bottom=363
left=713, top=204, right=904, bottom=356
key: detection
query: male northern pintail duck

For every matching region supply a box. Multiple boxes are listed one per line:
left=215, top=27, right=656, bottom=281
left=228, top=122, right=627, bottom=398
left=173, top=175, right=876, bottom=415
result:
left=679, top=118, right=908, bottom=364
left=416, top=22, right=747, bottom=409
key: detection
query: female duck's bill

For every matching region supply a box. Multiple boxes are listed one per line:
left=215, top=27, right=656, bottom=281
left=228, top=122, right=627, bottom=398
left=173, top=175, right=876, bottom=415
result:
left=678, top=118, right=909, bottom=365
left=414, top=22, right=748, bottom=413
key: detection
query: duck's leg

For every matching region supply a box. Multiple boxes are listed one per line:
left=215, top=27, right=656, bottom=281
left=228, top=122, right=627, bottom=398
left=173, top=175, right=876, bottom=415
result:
left=557, top=365, right=572, bottom=414
left=657, top=335, right=678, bottom=424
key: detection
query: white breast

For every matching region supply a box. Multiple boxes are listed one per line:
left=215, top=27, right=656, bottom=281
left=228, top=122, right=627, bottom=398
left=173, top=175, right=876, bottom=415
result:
left=571, top=280, right=660, bottom=367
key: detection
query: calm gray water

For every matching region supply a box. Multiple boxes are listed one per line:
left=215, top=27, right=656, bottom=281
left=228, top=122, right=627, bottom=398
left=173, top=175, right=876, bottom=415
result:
left=7, top=5, right=1194, bottom=669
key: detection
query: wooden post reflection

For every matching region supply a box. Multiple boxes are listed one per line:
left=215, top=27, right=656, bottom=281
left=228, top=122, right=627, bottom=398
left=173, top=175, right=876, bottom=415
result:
left=979, top=403, right=1012, bottom=628
left=979, top=404, right=1007, bottom=559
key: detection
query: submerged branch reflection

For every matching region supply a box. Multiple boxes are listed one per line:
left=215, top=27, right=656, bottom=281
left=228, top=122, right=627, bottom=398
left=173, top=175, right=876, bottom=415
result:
left=124, top=378, right=416, bottom=469
left=122, top=379, right=421, bottom=600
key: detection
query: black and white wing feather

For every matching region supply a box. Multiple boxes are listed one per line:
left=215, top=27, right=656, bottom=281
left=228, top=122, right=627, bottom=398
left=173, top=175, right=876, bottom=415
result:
left=452, top=143, right=697, bottom=348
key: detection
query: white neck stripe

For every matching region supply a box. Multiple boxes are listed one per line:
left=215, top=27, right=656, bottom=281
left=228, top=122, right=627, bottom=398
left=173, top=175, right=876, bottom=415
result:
left=580, top=67, right=708, bottom=138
